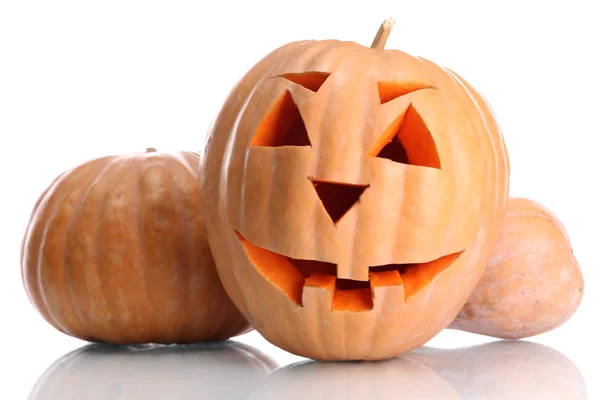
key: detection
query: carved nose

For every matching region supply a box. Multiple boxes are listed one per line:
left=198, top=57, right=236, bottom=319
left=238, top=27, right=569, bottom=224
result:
left=310, top=179, right=370, bottom=224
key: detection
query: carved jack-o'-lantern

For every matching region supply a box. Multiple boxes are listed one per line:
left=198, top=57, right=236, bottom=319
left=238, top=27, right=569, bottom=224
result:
left=201, top=20, right=510, bottom=360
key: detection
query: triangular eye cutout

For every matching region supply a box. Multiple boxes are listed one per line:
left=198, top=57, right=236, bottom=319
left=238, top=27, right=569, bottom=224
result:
left=378, top=81, right=435, bottom=104
left=250, top=90, right=311, bottom=147
left=279, top=71, right=331, bottom=93
left=310, top=179, right=369, bottom=224
left=368, top=104, right=441, bottom=169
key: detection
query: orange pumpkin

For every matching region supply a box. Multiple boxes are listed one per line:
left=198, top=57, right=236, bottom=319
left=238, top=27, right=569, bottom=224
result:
left=450, top=197, right=584, bottom=339
left=201, top=19, right=510, bottom=360
left=21, top=148, right=250, bottom=344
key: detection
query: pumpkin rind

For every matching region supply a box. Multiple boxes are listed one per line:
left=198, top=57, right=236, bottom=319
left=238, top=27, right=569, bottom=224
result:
left=450, top=197, right=584, bottom=338
left=21, top=150, right=250, bottom=344
left=201, top=28, right=510, bottom=360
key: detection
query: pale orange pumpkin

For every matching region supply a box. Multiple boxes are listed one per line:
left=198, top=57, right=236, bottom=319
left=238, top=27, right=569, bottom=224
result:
left=450, top=197, right=584, bottom=339
left=21, top=148, right=250, bottom=344
left=201, top=20, right=510, bottom=360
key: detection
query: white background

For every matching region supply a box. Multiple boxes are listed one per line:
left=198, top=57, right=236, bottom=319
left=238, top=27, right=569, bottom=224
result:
left=1, top=1, right=598, bottom=398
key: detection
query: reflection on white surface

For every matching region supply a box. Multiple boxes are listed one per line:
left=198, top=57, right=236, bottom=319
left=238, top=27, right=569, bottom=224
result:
left=29, top=340, right=586, bottom=400
left=249, top=341, right=586, bottom=400
left=405, top=341, right=587, bottom=399
left=28, top=341, right=277, bottom=400
left=249, top=355, right=462, bottom=399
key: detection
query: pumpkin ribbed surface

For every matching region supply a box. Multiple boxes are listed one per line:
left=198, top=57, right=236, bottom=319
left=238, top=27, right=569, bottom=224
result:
left=202, top=25, right=510, bottom=360
left=22, top=150, right=249, bottom=343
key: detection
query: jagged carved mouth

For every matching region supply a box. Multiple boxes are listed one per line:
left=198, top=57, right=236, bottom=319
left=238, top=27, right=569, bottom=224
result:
left=235, top=230, right=463, bottom=312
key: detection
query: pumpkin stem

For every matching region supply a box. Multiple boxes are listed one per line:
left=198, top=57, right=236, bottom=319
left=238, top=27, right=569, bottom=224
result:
left=371, top=18, right=395, bottom=50
left=146, top=147, right=157, bottom=153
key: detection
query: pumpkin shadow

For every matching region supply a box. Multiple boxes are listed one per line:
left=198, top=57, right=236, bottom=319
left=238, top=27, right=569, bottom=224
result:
left=246, top=341, right=586, bottom=400
left=27, top=341, right=278, bottom=400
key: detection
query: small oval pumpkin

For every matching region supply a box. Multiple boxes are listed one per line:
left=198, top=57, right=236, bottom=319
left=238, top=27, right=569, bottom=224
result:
left=201, top=20, right=510, bottom=360
left=450, top=197, right=584, bottom=339
left=21, top=148, right=250, bottom=344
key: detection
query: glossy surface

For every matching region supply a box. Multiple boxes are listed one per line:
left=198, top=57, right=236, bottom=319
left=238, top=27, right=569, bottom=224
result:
left=27, top=339, right=585, bottom=400
left=28, top=341, right=276, bottom=399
